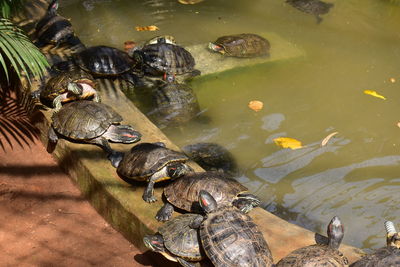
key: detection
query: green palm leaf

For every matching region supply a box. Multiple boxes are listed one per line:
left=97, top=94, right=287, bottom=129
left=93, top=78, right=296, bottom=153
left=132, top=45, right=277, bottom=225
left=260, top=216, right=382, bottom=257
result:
left=0, top=0, right=25, bottom=19
left=0, top=18, right=49, bottom=85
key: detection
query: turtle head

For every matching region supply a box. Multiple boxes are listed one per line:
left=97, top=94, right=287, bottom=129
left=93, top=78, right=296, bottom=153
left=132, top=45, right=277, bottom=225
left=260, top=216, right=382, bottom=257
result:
left=67, top=82, right=83, bottom=95
left=327, top=216, right=344, bottom=250
left=199, top=190, right=218, bottom=214
left=124, top=40, right=139, bottom=57
left=167, top=162, right=192, bottom=179
left=385, top=221, right=400, bottom=249
left=143, top=234, right=166, bottom=253
left=208, top=42, right=225, bottom=54
left=48, top=0, right=59, bottom=13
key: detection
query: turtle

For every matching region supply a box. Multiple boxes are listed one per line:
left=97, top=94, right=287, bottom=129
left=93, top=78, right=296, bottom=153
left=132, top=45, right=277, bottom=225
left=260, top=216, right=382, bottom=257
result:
left=49, top=100, right=142, bottom=167
left=189, top=190, right=274, bottom=267
left=182, top=142, right=238, bottom=176
left=208, top=33, right=270, bottom=58
left=132, top=39, right=200, bottom=78
left=350, top=221, right=400, bottom=267
left=35, top=0, right=80, bottom=47
left=155, top=171, right=260, bottom=222
left=148, top=74, right=201, bottom=127
left=145, top=35, right=177, bottom=46
left=144, top=213, right=205, bottom=267
left=275, top=216, right=349, bottom=267
left=54, top=45, right=147, bottom=88
left=115, top=142, right=192, bottom=203
left=32, top=69, right=99, bottom=111
left=286, top=0, right=334, bottom=24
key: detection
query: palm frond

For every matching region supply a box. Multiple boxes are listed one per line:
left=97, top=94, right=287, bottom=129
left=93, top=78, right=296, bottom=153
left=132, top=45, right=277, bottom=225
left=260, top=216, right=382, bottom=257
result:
left=0, top=18, right=49, bottom=85
left=0, top=0, right=25, bottom=19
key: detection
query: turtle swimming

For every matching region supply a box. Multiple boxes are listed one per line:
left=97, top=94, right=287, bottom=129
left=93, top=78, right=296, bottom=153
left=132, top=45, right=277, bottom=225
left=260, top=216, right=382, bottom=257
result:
left=286, top=0, right=334, bottom=24
left=49, top=100, right=141, bottom=166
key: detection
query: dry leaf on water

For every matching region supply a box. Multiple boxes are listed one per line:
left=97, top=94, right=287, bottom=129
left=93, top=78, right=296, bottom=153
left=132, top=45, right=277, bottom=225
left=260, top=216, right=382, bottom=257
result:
left=135, top=25, right=159, bottom=31
left=389, top=78, right=396, bottom=83
left=273, top=137, right=303, bottom=150
left=248, top=100, right=263, bottom=112
left=363, top=90, right=386, bottom=100
left=321, top=132, right=338, bottom=146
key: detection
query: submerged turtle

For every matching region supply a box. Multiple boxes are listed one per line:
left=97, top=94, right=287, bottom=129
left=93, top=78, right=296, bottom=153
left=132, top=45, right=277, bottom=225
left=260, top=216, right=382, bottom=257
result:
left=132, top=39, right=199, bottom=78
left=182, top=142, right=238, bottom=176
left=115, top=142, right=192, bottom=203
left=155, top=171, right=260, bottom=222
left=35, top=0, right=80, bottom=47
left=189, top=190, right=274, bottom=267
left=144, top=213, right=205, bottom=267
left=208, top=33, right=270, bottom=58
left=350, top=221, right=400, bottom=267
left=55, top=45, right=146, bottom=87
left=49, top=100, right=141, bottom=166
left=286, top=0, right=334, bottom=24
left=32, top=69, right=99, bottom=111
left=276, top=216, right=349, bottom=267
left=149, top=74, right=200, bottom=127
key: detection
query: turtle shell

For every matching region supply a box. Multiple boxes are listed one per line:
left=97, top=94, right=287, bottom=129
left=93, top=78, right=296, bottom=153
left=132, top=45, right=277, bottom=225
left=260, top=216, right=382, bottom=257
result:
left=74, top=46, right=138, bottom=76
left=163, top=171, right=247, bottom=213
left=40, top=70, right=96, bottom=107
left=139, top=43, right=196, bottom=75
left=159, top=213, right=204, bottom=261
left=116, top=142, right=189, bottom=182
left=276, top=244, right=349, bottom=267
left=36, top=15, right=74, bottom=45
left=51, top=100, right=122, bottom=140
left=350, top=246, right=400, bottom=267
left=212, top=33, right=270, bottom=58
left=286, top=0, right=334, bottom=16
left=200, top=206, right=274, bottom=267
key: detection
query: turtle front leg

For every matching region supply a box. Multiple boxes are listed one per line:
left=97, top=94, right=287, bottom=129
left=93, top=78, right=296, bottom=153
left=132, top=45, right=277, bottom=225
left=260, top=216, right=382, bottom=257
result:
left=47, top=127, right=59, bottom=153
left=143, top=177, right=157, bottom=203
left=233, top=193, right=261, bottom=213
left=155, top=203, right=174, bottom=222
left=90, top=136, right=124, bottom=168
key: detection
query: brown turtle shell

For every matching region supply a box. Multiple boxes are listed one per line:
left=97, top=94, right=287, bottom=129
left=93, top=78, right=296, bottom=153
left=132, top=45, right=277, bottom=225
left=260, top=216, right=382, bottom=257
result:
left=349, top=246, right=400, bottom=267
left=40, top=70, right=96, bottom=107
left=117, top=142, right=188, bottom=182
left=276, top=244, right=349, bottom=267
left=51, top=100, right=122, bottom=140
left=212, top=33, right=270, bottom=57
left=159, top=213, right=204, bottom=261
left=200, top=206, right=274, bottom=267
left=163, top=171, right=248, bottom=213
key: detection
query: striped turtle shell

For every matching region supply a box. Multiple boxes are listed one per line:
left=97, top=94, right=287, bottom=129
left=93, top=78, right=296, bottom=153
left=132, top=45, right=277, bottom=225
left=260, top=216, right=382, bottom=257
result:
left=116, top=142, right=189, bottom=182
left=51, top=100, right=122, bottom=140
left=163, top=171, right=247, bottom=212
left=211, top=33, right=270, bottom=58
left=158, top=213, right=204, bottom=261
left=138, top=43, right=196, bottom=75
left=200, top=206, right=274, bottom=267
left=74, top=46, right=138, bottom=76
left=40, top=70, right=96, bottom=108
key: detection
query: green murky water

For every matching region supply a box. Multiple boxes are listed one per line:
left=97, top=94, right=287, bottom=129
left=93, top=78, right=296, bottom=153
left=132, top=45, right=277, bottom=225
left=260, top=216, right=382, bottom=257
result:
left=60, top=0, right=400, bottom=250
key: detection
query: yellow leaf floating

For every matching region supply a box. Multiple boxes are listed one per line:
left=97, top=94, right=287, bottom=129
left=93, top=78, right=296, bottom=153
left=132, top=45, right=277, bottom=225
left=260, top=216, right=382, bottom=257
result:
left=135, top=25, right=159, bottom=31
left=273, top=137, right=303, bottom=150
left=363, top=90, right=386, bottom=100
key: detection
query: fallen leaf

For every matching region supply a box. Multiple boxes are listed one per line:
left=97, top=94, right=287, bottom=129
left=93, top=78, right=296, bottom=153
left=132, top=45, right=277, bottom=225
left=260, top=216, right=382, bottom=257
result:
left=135, top=25, right=159, bottom=31
left=321, top=132, right=338, bottom=146
left=390, top=78, right=396, bottom=83
left=248, top=100, right=263, bottom=112
left=178, top=0, right=205, bottom=4
left=364, top=90, right=386, bottom=100
left=273, top=137, right=303, bottom=150
left=397, top=122, right=400, bottom=128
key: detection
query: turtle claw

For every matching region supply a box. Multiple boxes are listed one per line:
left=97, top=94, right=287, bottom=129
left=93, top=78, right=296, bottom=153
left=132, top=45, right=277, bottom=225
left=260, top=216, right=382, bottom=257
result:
left=143, top=194, right=157, bottom=203
left=155, top=203, right=174, bottom=222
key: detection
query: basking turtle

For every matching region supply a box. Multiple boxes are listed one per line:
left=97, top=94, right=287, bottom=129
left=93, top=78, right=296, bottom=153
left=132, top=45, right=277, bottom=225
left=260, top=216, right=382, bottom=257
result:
left=144, top=213, right=205, bottom=267
left=276, top=216, right=349, bottom=267
left=182, top=142, right=238, bottom=176
left=133, top=39, right=199, bottom=78
left=208, top=33, right=270, bottom=58
left=32, top=69, right=99, bottom=111
left=350, top=221, right=400, bottom=267
left=115, top=142, right=192, bottom=203
left=155, top=171, right=260, bottom=222
left=49, top=100, right=141, bottom=166
left=54, top=46, right=146, bottom=87
left=35, top=0, right=80, bottom=47
left=189, top=190, right=274, bottom=267
left=286, top=0, right=334, bottom=24
left=149, top=74, right=200, bottom=127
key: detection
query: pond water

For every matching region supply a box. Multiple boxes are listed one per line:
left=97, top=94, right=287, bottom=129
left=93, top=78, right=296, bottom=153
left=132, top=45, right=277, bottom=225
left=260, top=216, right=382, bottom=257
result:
left=60, top=0, right=400, bottom=250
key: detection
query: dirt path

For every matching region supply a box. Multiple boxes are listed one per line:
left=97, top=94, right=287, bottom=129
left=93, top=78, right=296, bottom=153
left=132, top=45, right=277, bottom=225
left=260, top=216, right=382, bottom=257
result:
left=0, top=95, right=177, bottom=266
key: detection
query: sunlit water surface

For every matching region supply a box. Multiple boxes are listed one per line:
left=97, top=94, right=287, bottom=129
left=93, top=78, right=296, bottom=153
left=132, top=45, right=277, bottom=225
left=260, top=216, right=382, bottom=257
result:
left=60, top=0, right=400, bottom=250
